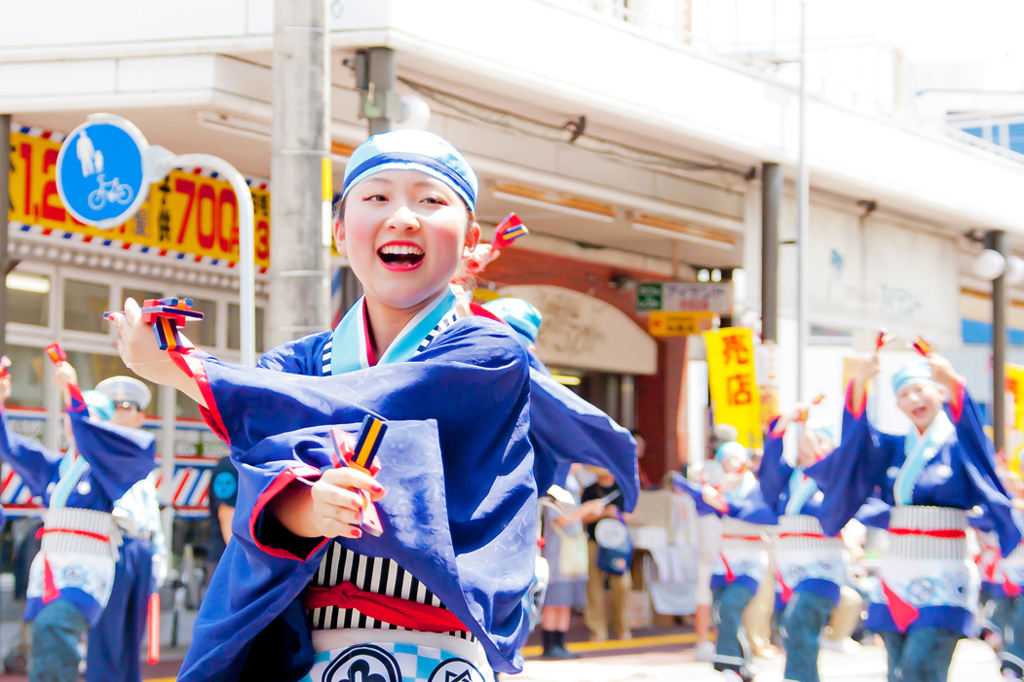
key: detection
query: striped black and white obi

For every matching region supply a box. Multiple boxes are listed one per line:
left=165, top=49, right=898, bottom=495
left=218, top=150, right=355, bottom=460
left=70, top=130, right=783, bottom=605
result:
left=775, top=514, right=846, bottom=605
left=308, top=540, right=476, bottom=642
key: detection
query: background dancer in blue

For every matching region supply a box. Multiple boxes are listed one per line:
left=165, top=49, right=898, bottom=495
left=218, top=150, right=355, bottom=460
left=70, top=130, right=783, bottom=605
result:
left=85, top=376, right=168, bottom=682
left=759, top=407, right=846, bottom=682
left=0, top=359, right=155, bottom=682
left=108, top=130, right=634, bottom=682
left=806, top=346, right=1022, bottom=682
left=675, top=442, right=777, bottom=682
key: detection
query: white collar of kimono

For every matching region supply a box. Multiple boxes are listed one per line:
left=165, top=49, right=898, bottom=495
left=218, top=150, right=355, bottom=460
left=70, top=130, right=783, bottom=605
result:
left=785, top=468, right=818, bottom=516
left=50, top=447, right=89, bottom=509
left=330, top=286, right=458, bottom=375
left=723, top=470, right=758, bottom=506
left=894, top=409, right=956, bottom=506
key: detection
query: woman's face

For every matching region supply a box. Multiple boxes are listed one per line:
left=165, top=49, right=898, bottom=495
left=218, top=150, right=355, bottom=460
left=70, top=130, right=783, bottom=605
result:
left=897, top=381, right=944, bottom=432
left=335, top=170, right=479, bottom=312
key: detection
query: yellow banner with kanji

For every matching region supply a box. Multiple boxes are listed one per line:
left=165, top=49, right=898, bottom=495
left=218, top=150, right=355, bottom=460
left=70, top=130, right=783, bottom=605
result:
left=705, top=327, right=762, bottom=448
left=1006, top=364, right=1024, bottom=474
left=8, top=131, right=271, bottom=267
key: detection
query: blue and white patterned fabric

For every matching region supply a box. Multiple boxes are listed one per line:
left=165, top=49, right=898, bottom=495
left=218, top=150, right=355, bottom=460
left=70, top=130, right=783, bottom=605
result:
left=302, top=639, right=490, bottom=682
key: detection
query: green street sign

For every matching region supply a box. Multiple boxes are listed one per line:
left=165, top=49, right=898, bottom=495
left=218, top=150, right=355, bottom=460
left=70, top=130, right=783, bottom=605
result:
left=636, top=283, right=663, bottom=311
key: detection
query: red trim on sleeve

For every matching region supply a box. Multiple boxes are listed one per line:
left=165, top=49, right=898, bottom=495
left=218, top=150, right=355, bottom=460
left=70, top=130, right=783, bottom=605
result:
left=249, top=466, right=329, bottom=561
left=769, top=416, right=785, bottom=438
left=304, top=582, right=470, bottom=633
left=169, top=350, right=230, bottom=445
left=66, top=383, right=86, bottom=412
left=948, top=376, right=966, bottom=423
left=845, top=379, right=866, bottom=419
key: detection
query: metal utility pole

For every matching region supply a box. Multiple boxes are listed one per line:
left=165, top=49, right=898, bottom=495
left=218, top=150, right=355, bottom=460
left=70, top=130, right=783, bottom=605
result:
left=268, top=0, right=332, bottom=349
left=761, top=162, right=781, bottom=343
left=0, top=114, right=11, bottom=357
left=355, top=47, right=398, bottom=135
left=795, top=0, right=810, bottom=400
left=992, top=229, right=1008, bottom=453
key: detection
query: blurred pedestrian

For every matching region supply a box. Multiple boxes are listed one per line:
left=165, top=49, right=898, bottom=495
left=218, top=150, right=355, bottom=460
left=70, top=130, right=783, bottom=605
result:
left=538, top=465, right=604, bottom=659
left=206, top=455, right=237, bottom=584
left=581, top=467, right=636, bottom=642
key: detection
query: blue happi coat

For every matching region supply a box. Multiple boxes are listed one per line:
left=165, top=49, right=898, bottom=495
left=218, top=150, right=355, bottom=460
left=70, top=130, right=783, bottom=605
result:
left=805, top=381, right=1022, bottom=635
left=0, top=393, right=155, bottom=623
left=758, top=419, right=844, bottom=606
left=526, top=352, right=639, bottom=509
left=177, top=306, right=538, bottom=682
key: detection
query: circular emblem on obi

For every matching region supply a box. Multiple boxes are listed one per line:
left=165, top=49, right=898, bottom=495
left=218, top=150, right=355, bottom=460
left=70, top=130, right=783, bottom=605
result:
left=427, top=658, right=486, bottom=682
left=213, top=471, right=237, bottom=501
left=323, top=644, right=400, bottom=682
left=595, top=518, right=629, bottom=549
left=76, top=481, right=92, bottom=496
left=63, top=566, right=86, bottom=587
left=906, top=578, right=936, bottom=606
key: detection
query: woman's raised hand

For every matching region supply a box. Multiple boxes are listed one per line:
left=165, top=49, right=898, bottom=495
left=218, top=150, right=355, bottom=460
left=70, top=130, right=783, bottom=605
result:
left=108, top=299, right=181, bottom=385
left=309, top=468, right=387, bottom=539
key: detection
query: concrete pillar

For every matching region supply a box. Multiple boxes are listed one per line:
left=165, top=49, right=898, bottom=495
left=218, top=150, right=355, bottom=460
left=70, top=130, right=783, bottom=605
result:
left=993, top=230, right=1008, bottom=453
left=267, top=0, right=332, bottom=347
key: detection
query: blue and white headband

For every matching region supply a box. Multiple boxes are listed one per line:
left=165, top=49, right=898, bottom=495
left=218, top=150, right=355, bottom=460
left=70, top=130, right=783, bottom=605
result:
left=341, top=130, right=478, bottom=211
left=892, top=358, right=938, bottom=395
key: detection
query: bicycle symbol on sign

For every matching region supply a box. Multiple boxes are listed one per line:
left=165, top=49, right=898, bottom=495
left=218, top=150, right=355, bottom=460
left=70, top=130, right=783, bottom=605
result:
left=87, top=174, right=135, bottom=210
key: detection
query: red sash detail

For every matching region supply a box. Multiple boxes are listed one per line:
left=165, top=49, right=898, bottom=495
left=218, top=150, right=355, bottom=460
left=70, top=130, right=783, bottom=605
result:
left=1005, top=578, right=1024, bottom=598
left=721, top=535, right=763, bottom=541
left=719, top=552, right=736, bottom=584
left=304, top=582, right=469, bottom=633
left=776, top=568, right=793, bottom=604
left=888, top=528, right=965, bottom=539
left=36, top=528, right=111, bottom=543
left=778, top=532, right=832, bottom=539
left=881, top=580, right=919, bottom=633
left=42, top=556, right=60, bottom=604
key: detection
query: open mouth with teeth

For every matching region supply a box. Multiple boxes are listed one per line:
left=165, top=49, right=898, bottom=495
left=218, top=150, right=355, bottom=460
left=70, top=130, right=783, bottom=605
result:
left=377, top=242, right=425, bottom=270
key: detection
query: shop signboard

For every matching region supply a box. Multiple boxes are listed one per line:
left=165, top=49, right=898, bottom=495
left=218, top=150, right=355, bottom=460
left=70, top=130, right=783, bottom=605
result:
left=704, top=327, right=762, bottom=448
left=9, top=129, right=271, bottom=267
left=636, top=281, right=733, bottom=314
left=647, top=311, right=714, bottom=337
left=1006, top=363, right=1024, bottom=475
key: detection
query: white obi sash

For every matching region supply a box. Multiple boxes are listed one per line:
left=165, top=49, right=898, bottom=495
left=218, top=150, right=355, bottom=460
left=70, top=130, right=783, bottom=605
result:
left=715, top=517, right=771, bottom=586
left=775, top=515, right=846, bottom=600
left=872, top=506, right=978, bottom=631
left=27, top=508, right=122, bottom=615
left=305, top=630, right=491, bottom=682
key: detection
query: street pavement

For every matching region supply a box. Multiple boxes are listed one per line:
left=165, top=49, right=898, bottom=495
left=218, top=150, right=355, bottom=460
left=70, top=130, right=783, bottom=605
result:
left=0, top=632, right=1006, bottom=680
left=513, top=639, right=1004, bottom=682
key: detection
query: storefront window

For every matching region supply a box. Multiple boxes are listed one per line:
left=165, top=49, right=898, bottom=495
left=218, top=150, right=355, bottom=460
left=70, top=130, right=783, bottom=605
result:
left=6, top=272, right=50, bottom=327
left=122, top=287, right=164, bottom=307
left=4, top=345, right=46, bottom=408
left=178, top=297, right=217, bottom=348
left=227, top=304, right=265, bottom=353
left=63, top=280, right=110, bottom=334
left=64, top=350, right=160, bottom=416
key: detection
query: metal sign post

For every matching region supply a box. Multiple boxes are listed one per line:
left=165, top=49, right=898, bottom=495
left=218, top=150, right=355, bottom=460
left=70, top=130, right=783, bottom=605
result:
left=56, top=114, right=257, bottom=543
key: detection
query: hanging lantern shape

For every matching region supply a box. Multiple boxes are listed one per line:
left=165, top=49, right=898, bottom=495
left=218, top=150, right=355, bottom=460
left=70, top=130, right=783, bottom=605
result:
left=974, top=249, right=1006, bottom=281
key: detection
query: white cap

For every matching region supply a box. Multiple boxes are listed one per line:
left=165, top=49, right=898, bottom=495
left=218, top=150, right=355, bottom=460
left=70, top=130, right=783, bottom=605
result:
left=95, top=376, right=152, bottom=410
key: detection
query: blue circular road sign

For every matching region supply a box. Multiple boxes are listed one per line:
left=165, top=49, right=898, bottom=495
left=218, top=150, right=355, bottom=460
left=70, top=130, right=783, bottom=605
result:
left=56, top=115, right=150, bottom=229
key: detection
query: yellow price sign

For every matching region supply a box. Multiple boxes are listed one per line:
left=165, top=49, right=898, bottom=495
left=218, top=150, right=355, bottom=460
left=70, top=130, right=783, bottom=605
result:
left=8, top=131, right=271, bottom=267
left=648, top=311, right=714, bottom=337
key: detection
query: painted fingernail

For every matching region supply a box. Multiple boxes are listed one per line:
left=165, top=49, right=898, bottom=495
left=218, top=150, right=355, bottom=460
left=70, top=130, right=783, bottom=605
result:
left=352, top=528, right=362, bottom=538
left=371, top=482, right=385, bottom=493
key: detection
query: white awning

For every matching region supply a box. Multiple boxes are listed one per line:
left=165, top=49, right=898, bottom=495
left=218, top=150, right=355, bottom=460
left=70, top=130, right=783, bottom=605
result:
left=498, top=284, right=658, bottom=375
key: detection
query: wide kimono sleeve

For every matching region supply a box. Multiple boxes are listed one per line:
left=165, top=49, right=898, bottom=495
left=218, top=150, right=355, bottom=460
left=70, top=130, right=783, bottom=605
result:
left=804, top=381, right=900, bottom=537
left=670, top=473, right=720, bottom=517
left=725, top=485, right=778, bottom=526
left=946, top=382, right=1022, bottom=556
left=0, top=407, right=60, bottom=499
left=177, top=318, right=536, bottom=682
left=757, top=418, right=791, bottom=514
left=256, top=332, right=330, bottom=375
left=528, top=359, right=639, bottom=511
left=65, top=389, right=157, bottom=503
